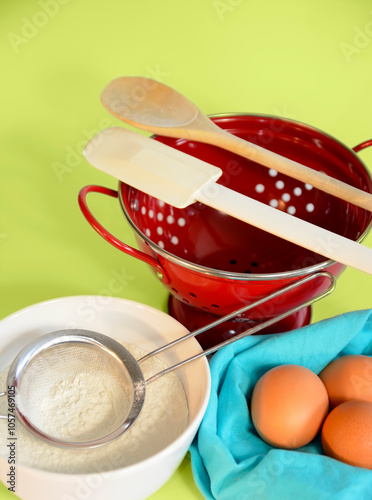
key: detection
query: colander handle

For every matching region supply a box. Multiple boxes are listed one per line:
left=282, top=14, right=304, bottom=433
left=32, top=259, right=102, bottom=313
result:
left=353, top=139, right=372, bottom=153
left=78, top=185, right=170, bottom=284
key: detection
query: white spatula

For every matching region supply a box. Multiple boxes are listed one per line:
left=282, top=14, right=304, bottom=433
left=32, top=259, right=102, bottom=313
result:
left=83, top=127, right=372, bottom=275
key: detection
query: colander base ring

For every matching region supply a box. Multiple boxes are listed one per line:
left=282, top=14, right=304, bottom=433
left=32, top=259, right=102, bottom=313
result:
left=168, top=295, right=311, bottom=350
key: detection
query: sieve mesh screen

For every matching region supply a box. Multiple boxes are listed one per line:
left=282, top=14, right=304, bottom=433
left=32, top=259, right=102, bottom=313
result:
left=16, top=343, right=134, bottom=443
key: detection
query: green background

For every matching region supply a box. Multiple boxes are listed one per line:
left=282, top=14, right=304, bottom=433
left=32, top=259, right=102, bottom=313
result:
left=0, top=0, right=371, bottom=498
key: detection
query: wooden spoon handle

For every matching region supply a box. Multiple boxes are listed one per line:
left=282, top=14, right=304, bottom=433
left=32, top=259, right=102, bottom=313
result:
left=192, top=119, right=372, bottom=212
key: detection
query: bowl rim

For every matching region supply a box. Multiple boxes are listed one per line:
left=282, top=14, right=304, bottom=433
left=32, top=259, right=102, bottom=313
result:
left=118, top=113, right=372, bottom=282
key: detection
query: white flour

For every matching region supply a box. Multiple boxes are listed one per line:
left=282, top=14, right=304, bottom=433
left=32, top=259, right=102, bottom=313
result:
left=19, top=372, right=132, bottom=442
left=15, top=344, right=133, bottom=443
left=0, top=342, right=189, bottom=473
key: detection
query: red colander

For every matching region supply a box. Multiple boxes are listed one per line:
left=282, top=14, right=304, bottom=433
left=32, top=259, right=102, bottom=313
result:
left=79, top=114, right=372, bottom=348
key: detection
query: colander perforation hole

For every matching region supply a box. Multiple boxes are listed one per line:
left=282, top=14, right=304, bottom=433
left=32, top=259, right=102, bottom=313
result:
left=230, top=259, right=237, bottom=265
left=211, top=304, right=219, bottom=309
left=202, top=307, right=210, bottom=311
left=189, top=293, right=197, bottom=298
left=183, top=299, right=190, bottom=304
left=171, top=287, right=178, bottom=294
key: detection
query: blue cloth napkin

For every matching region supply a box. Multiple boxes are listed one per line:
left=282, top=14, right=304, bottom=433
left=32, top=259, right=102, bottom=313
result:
left=190, top=309, right=372, bottom=500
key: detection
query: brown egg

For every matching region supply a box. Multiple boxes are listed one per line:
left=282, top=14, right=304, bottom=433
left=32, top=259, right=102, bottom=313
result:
left=319, top=355, right=372, bottom=409
left=321, top=400, right=372, bottom=469
left=250, top=364, right=329, bottom=449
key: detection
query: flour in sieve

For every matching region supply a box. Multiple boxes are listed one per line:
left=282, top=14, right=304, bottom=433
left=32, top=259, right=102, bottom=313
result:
left=17, top=371, right=131, bottom=442
left=14, top=342, right=134, bottom=443
left=0, top=342, right=189, bottom=473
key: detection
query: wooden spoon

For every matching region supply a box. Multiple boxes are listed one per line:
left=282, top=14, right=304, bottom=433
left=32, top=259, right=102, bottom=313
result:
left=101, top=76, right=372, bottom=212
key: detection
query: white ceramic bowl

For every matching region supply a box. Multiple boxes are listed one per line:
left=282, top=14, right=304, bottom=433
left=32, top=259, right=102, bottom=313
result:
left=0, top=296, right=211, bottom=500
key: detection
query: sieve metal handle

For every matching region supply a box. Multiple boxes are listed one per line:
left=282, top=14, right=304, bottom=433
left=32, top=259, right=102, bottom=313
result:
left=78, top=185, right=170, bottom=284
left=142, top=271, right=336, bottom=384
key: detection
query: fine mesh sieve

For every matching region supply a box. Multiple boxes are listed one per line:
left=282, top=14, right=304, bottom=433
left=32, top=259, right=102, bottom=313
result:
left=0, top=272, right=335, bottom=449
left=1, top=331, right=146, bottom=449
